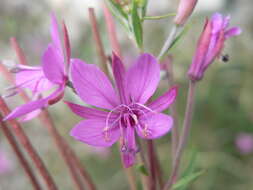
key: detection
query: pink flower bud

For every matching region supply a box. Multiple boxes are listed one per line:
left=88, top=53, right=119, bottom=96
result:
left=188, top=13, right=241, bottom=81
left=174, top=0, right=198, bottom=25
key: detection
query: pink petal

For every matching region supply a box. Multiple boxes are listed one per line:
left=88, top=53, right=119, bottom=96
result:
left=19, top=109, right=42, bottom=122
left=3, top=98, right=47, bottom=121
left=122, top=126, right=137, bottom=168
left=112, top=53, right=128, bottom=104
left=126, top=53, right=160, bottom=104
left=70, top=59, right=119, bottom=109
left=70, top=119, right=120, bottom=147
left=65, top=101, right=114, bottom=120
left=42, top=44, right=65, bottom=84
left=50, top=13, right=63, bottom=54
left=147, top=86, right=178, bottom=112
left=15, top=66, right=54, bottom=93
left=136, top=113, right=173, bottom=139
left=225, top=27, right=242, bottom=38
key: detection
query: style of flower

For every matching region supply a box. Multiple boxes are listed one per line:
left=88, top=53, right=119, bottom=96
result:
left=4, top=14, right=70, bottom=121
left=66, top=53, right=178, bottom=168
left=188, top=13, right=241, bottom=81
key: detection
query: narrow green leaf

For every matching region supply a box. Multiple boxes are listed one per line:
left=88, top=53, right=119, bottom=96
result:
left=140, top=0, right=149, bottom=17
left=136, top=164, right=149, bottom=176
left=131, top=0, right=143, bottom=49
left=107, top=0, right=128, bottom=19
left=106, top=0, right=130, bottom=31
left=173, top=170, right=206, bottom=190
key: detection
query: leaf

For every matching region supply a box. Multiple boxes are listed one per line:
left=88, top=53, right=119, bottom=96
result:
left=173, top=170, right=206, bottom=190
left=106, top=0, right=130, bottom=31
left=136, top=164, right=149, bottom=176
left=131, top=0, right=143, bottom=49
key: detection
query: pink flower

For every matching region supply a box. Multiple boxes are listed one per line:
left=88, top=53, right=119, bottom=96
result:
left=235, top=133, right=253, bottom=155
left=4, top=14, right=69, bottom=121
left=66, top=53, right=178, bottom=168
left=174, top=0, right=198, bottom=25
left=188, top=13, right=241, bottom=81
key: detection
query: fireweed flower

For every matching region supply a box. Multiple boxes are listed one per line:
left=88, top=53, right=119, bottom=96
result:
left=4, top=14, right=69, bottom=121
left=66, top=53, right=178, bottom=167
left=188, top=13, right=241, bottom=81
left=235, top=133, right=253, bottom=155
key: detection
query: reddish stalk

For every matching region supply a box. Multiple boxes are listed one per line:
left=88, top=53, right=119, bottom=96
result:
left=153, top=147, right=164, bottom=189
left=10, top=37, right=27, bottom=65
left=102, top=3, right=122, bottom=58
left=0, top=97, right=58, bottom=190
left=88, top=8, right=109, bottom=75
left=147, top=140, right=156, bottom=190
left=165, top=56, right=179, bottom=160
left=163, top=81, right=197, bottom=190
left=39, top=110, right=85, bottom=190
left=0, top=114, right=42, bottom=190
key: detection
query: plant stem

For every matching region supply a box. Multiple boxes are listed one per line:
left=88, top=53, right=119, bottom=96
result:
left=158, top=25, right=179, bottom=60
left=102, top=3, right=122, bottom=58
left=39, top=110, right=85, bottom=190
left=0, top=97, right=58, bottom=190
left=61, top=139, right=96, bottom=190
left=165, top=57, right=179, bottom=162
left=0, top=114, right=42, bottom=190
left=163, top=81, right=197, bottom=190
left=147, top=140, right=156, bottom=190
left=143, top=13, right=176, bottom=21
left=10, top=37, right=27, bottom=65
left=88, top=8, right=109, bottom=75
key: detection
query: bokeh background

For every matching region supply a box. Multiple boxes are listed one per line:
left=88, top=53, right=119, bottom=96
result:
left=0, top=0, right=252, bottom=189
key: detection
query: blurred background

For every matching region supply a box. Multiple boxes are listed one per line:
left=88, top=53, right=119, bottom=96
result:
left=0, top=0, right=252, bottom=189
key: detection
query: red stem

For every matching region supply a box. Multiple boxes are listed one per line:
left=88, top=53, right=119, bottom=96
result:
left=0, top=97, right=58, bottom=190
left=147, top=140, right=156, bottom=190
left=39, top=110, right=85, bottom=190
left=0, top=114, right=42, bottom=190
left=88, top=8, right=109, bottom=75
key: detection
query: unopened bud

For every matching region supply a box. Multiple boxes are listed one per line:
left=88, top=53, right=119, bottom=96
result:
left=174, top=0, right=198, bottom=26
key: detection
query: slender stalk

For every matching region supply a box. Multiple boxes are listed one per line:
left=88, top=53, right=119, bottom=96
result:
left=0, top=97, right=58, bottom=190
left=0, top=114, right=42, bottom=190
left=158, top=25, right=179, bottom=60
left=10, top=37, right=27, bottom=65
left=147, top=140, right=156, bottom=190
left=163, top=81, right=197, bottom=190
left=153, top=146, right=164, bottom=189
left=88, top=8, right=109, bottom=75
left=39, top=110, right=85, bottom=190
left=165, top=57, right=179, bottom=161
left=61, top=139, right=96, bottom=190
left=102, top=3, right=122, bottom=58
left=142, top=13, right=176, bottom=21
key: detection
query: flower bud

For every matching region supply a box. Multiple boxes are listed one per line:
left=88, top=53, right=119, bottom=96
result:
left=174, top=0, right=198, bottom=25
left=188, top=13, right=241, bottom=81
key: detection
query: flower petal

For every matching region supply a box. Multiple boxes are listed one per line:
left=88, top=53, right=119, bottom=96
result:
left=225, top=27, right=242, bottom=38
left=70, top=119, right=120, bottom=147
left=136, top=113, right=173, bottom=139
left=64, top=101, right=114, bottom=120
left=126, top=53, right=160, bottom=104
left=121, top=126, right=137, bottom=168
left=42, top=44, right=65, bottom=84
left=3, top=98, right=47, bottom=121
left=15, top=66, right=54, bottom=93
left=19, top=109, right=42, bottom=122
left=70, top=59, right=119, bottom=109
left=112, top=53, right=128, bottom=104
left=147, top=86, right=178, bottom=112
left=50, top=13, right=63, bottom=54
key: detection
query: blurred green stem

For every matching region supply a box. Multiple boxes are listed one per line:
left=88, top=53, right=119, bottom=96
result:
left=163, top=81, right=197, bottom=190
left=143, top=13, right=176, bottom=21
